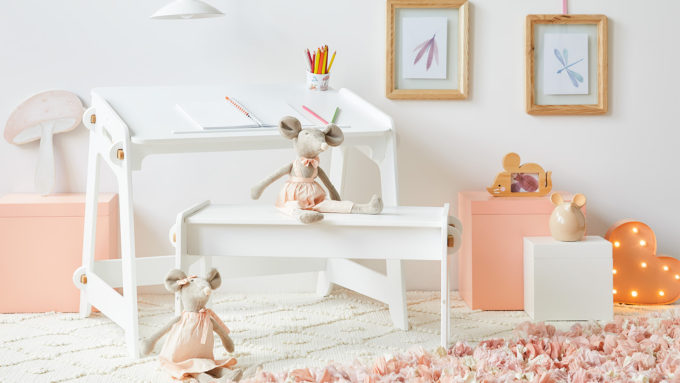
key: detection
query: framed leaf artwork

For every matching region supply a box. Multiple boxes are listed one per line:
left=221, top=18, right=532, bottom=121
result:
left=526, top=14, right=608, bottom=115
left=386, top=0, right=469, bottom=100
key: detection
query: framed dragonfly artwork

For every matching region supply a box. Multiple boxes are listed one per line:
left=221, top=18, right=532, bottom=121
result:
left=526, top=15, right=608, bottom=115
left=386, top=0, right=469, bottom=100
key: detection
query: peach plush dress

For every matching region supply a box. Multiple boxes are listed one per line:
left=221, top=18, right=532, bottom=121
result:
left=276, top=157, right=353, bottom=214
left=159, top=308, right=237, bottom=380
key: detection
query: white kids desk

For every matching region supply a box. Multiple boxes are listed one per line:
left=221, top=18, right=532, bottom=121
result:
left=73, top=84, right=458, bottom=358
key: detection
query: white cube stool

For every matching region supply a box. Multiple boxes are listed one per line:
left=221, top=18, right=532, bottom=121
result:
left=524, top=236, right=613, bottom=321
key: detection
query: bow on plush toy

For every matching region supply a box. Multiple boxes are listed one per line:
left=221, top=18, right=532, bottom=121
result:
left=140, top=268, right=242, bottom=382
left=251, top=116, right=383, bottom=224
left=177, top=275, right=198, bottom=286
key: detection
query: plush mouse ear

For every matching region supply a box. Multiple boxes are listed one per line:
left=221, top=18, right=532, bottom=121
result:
left=550, top=193, right=564, bottom=206
left=571, top=193, right=586, bottom=208
left=279, top=116, right=302, bottom=140
left=165, top=269, right=187, bottom=293
left=205, top=268, right=222, bottom=290
left=322, top=124, right=344, bottom=146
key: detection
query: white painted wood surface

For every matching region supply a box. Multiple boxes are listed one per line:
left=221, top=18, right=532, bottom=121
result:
left=73, top=85, right=403, bottom=358
left=173, top=201, right=461, bottom=348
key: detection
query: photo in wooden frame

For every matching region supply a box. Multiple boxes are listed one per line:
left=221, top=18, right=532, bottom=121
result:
left=526, top=15, right=608, bottom=115
left=386, top=0, right=469, bottom=100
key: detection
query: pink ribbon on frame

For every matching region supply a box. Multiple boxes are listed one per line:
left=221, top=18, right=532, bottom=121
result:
left=562, top=0, right=568, bottom=14
left=177, top=275, right=198, bottom=287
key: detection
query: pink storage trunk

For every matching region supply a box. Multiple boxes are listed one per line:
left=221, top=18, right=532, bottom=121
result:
left=458, top=191, right=581, bottom=310
left=0, top=193, right=118, bottom=313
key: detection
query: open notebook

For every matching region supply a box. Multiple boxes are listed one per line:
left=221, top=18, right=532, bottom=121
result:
left=174, top=98, right=343, bottom=134
left=176, top=101, right=271, bottom=130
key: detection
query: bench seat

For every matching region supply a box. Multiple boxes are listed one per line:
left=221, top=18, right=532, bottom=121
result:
left=171, top=201, right=462, bottom=347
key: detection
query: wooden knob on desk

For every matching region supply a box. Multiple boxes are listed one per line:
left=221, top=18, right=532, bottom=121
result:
left=117, top=149, right=125, bottom=160
left=90, top=114, right=96, bottom=124
left=447, top=235, right=454, bottom=248
left=80, top=274, right=88, bottom=284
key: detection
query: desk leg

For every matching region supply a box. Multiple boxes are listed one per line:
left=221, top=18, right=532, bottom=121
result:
left=80, top=133, right=100, bottom=318
left=317, top=146, right=350, bottom=296
left=376, top=134, right=407, bottom=330
left=377, top=133, right=398, bottom=206
left=328, top=146, right=348, bottom=197
left=118, top=161, right=140, bottom=358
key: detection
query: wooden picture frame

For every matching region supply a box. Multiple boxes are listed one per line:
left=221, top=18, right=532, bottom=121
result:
left=526, top=15, right=608, bottom=115
left=386, top=0, right=469, bottom=100
left=487, top=153, right=552, bottom=197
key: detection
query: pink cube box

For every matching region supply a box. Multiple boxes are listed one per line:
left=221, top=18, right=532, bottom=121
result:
left=458, top=191, right=581, bottom=310
left=0, top=193, right=119, bottom=313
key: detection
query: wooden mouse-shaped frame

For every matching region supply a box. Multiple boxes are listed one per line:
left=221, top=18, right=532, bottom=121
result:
left=487, top=152, right=552, bottom=197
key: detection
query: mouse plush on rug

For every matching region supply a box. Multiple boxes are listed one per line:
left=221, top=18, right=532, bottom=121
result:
left=251, top=116, right=383, bottom=223
left=140, top=268, right=242, bottom=382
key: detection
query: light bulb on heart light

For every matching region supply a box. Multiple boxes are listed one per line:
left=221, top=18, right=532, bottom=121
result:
left=605, top=220, right=680, bottom=305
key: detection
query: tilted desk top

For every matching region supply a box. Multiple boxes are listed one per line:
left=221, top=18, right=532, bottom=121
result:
left=91, top=84, right=393, bottom=146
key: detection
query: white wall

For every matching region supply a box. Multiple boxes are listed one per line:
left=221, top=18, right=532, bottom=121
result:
left=1, top=0, right=679, bottom=292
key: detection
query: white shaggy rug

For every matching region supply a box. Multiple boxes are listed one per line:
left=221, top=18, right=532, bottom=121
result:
left=0, top=288, right=667, bottom=383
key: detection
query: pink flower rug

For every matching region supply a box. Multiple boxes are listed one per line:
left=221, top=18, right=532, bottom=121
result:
left=241, top=311, right=680, bottom=383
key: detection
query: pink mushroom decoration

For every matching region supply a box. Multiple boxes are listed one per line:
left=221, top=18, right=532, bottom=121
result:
left=4, top=90, right=84, bottom=195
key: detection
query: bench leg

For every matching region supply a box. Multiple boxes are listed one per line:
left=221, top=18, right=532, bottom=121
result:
left=386, top=259, right=408, bottom=330
left=316, top=261, right=333, bottom=297
left=441, top=253, right=450, bottom=348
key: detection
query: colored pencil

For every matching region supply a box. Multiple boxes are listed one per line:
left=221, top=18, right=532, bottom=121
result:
left=315, top=48, right=321, bottom=74
left=318, top=48, right=323, bottom=74
left=331, top=107, right=340, bottom=123
left=306, top=49, right=313, bottom=72
left=327, top=51, right=336, bottom=73
left=306, top=45, right=337, bottom=74
left=319, top=47, right=325, bottom=74
left=324, top=45, right=329, bottom=73
left=302, top=105, right=328, bottom=124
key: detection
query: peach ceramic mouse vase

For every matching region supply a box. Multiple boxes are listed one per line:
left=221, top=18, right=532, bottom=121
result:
left=549, top=193, right=586, bottom=241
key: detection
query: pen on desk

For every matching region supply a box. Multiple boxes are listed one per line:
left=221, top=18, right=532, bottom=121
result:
left=302, top=105, right=328, bottom=124
left=225, top=96, right=264, bottom=127
left=331, top=107, right=340, bottom=123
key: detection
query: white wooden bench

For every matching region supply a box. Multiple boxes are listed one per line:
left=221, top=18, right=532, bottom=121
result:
left=171, top=201, right=463, bottom=347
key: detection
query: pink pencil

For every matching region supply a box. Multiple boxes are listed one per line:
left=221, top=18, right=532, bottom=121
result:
left=302, top=105, right=328, bottom=124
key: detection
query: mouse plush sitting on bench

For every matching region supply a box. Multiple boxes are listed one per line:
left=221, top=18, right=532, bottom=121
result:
left=140, top=268, right=242, bottom=382
left=251, top=116, right=383, bottom=223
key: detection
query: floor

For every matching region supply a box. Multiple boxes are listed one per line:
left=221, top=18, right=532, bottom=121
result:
left=0, top=288, right=668, bottom=383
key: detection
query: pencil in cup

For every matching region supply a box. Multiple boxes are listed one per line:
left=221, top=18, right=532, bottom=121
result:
left=305, top=46, right=335, bottom=91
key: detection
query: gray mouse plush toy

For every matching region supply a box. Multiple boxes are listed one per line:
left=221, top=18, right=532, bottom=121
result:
left=140, top=268, right=242, bottom=382
left=251, top=116, right=383, bottom=223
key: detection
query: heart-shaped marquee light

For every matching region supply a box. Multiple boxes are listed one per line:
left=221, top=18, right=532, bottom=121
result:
left=605, top=220, right=680, bottom=305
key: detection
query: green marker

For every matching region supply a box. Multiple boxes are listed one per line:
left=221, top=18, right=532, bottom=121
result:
left=331, top=107, right=340, bottom=123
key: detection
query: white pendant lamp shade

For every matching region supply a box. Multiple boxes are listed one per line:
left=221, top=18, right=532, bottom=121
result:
left=151, top=0, right=224, bottom=19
